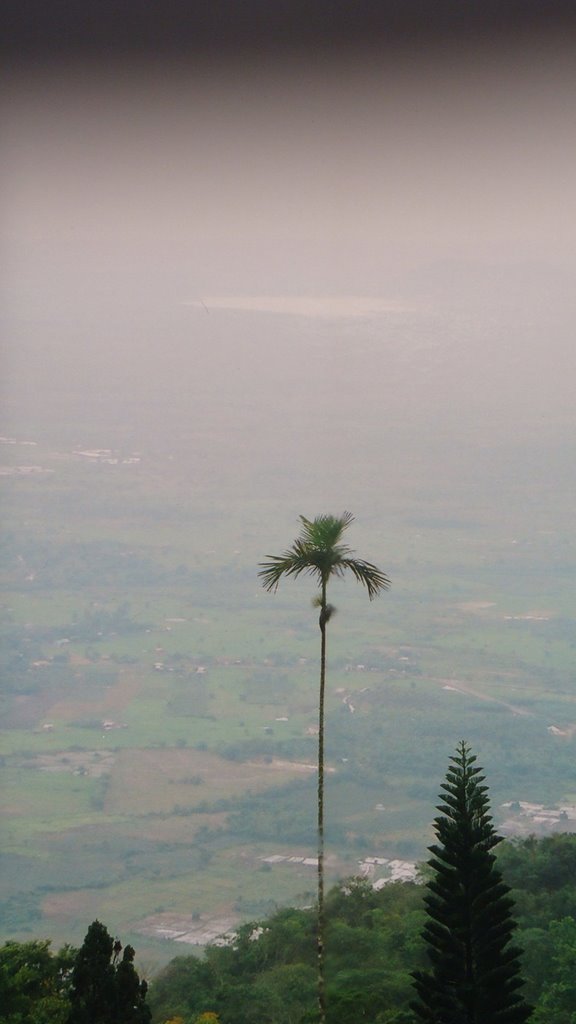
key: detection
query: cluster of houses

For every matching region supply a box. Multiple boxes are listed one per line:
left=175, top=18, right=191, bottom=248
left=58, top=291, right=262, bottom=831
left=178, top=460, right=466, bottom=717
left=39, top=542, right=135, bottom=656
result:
left=259, top=852, right=418, bottom=886
left=358, top=856, right=419, bottom=885
left=500, top=799, right=576, bottom=836
left=139, top=913, right=239, bottom=947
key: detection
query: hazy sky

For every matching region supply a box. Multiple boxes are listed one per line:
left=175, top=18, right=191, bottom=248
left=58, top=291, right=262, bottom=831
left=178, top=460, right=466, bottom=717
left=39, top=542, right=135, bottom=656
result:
left=4, top=33, right=576, bottom=272
left=2, top=10, right=576, bottom=517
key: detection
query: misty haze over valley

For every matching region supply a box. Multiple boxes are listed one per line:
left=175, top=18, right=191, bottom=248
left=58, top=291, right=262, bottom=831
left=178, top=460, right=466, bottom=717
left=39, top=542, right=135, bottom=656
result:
left=1, top=21, right=575, bottom=960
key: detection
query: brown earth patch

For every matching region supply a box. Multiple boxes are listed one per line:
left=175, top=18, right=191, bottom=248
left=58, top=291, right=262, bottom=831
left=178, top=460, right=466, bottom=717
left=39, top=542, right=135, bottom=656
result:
left=68, top=653, right=94, bottom=666
left=47, top=672, right=142, bottom=721
left=20, top=750, right=116, bottom=777
left=104, top=749, right=315, bottom=815
left=4, top=690, right=65, bottom=728
left=42, top=888, right=105, bottom=920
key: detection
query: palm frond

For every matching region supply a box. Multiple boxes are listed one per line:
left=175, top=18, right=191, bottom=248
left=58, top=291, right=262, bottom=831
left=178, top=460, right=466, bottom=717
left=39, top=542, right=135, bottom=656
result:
left=258, top=540, right=322, bottom=592
left=299, top=511, right=355, bottom=550
left=338, top=558, right=391, bottom=600
left=259, top=513, right=390, bottom=600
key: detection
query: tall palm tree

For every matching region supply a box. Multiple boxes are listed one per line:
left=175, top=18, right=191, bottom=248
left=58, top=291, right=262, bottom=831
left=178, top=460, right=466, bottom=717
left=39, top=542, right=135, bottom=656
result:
left=259, top=512, right=390, bottom=1024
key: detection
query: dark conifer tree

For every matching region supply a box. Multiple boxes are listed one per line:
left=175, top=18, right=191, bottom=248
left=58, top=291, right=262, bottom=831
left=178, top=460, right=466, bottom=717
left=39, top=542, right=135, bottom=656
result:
left=67, top=920, right=150, bottom=1024
left=115, top=945, right=151, bottom=1024
left=412, top=742, right=532, bottom=1023
left=67, top=920, right=116, bottom=1024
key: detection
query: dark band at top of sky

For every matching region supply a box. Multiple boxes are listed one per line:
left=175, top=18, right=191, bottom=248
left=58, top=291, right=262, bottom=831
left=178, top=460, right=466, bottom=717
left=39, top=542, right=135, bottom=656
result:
left=2, top=0, right=576, bottom=61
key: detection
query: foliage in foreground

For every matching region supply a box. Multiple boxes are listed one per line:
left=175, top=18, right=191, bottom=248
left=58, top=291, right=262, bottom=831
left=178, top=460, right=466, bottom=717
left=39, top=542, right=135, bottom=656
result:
left=149, top=880, right=424, bottom=1024
left=0, top=938, right=76, bottom=1024
left=0, top=921, right=151, bottom=1024
left=2, top=839, right=575, bottom=1023
left=67, top=919, right=151, bottom=1024
left=148, top=832, right=576, bottom=1024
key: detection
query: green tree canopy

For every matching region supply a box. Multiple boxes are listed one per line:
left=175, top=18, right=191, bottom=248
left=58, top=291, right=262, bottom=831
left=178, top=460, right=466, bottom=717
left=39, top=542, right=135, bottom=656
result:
left=0, top=939, right=75, bottom=1024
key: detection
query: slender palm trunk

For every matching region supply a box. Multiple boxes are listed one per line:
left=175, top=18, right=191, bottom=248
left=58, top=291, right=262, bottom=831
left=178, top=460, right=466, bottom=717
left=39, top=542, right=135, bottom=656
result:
left=317, top=580, right=327, bottom=1024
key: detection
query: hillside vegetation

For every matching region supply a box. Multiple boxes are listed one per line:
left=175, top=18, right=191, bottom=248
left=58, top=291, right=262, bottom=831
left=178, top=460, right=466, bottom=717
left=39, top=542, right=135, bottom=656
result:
left=149, top=833, right=576, bottom=1023
left=3, top=834, right=575, bottom=1023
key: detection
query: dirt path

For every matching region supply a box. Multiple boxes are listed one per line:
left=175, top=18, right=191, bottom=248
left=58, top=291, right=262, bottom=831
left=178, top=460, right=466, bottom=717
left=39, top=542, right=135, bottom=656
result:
left=438, top=680, right=535, bottom=717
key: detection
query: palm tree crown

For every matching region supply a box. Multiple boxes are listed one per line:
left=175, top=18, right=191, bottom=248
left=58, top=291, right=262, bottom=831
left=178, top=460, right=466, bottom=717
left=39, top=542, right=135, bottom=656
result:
left=258, top=512, right=390, bottom=600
